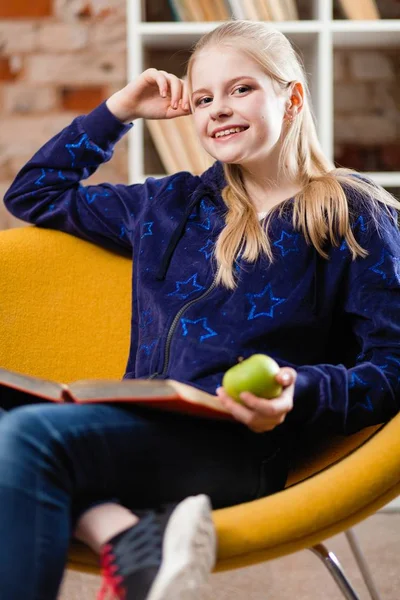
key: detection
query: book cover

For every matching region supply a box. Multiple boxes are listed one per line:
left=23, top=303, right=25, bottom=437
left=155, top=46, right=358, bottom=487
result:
left=0, top=366, right=231, bottom=421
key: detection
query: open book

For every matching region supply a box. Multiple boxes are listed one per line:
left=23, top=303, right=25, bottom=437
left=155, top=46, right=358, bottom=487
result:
left=0, top=367, right=231, bottom=421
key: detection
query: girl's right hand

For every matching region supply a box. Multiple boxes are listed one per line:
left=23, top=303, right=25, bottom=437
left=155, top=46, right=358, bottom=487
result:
left=106, top=68, right=191, bottom=124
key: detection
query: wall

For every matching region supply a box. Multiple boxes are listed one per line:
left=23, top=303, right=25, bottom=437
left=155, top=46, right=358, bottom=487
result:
left=0, top=0, right=128, bottom=229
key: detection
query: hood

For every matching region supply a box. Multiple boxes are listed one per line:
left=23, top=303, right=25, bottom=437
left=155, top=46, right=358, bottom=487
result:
left=156, top=161, right=227, bottom=281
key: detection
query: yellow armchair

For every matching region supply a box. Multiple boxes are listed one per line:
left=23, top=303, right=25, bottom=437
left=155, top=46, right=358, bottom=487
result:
left=1, top=226, right=399, bottom=600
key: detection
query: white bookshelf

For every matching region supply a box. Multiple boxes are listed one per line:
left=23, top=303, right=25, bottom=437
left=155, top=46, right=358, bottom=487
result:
left=127, top=0, right=400, bottom=191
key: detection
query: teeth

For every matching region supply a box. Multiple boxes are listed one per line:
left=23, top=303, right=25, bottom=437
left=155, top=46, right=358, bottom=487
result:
left=214, top=127, right=246, bottom=138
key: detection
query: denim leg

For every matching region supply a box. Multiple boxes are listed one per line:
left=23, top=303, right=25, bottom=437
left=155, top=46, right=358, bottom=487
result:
left=0, top=402, right=287, bottom=600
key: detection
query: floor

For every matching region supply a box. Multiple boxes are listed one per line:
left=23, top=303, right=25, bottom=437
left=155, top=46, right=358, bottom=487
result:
left=59, top=512, right=400, bottom=599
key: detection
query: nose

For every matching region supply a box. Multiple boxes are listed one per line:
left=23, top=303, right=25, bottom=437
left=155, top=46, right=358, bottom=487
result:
left=209, top=101, right=233, bottom=120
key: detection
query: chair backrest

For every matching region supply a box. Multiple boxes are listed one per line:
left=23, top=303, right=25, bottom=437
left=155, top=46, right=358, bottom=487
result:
left=0, top=226, right=132, bottom=383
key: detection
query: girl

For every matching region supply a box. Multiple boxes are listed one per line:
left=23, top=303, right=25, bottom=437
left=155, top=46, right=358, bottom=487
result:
left=2, top=19, right=400, bottom=600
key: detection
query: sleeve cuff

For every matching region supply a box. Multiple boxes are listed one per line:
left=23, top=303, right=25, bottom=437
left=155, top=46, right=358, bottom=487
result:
left=286, top=370, right=321, bottom=426
left=81, top=101, right=133, bottom=149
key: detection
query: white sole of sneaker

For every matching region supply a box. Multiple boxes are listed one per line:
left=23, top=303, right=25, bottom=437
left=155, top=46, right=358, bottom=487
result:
left=146, top=494, right=217, bottom=600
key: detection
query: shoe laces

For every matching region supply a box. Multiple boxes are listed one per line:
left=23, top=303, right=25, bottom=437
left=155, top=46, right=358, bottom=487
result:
left=96, top=512, right=164, bottom=600
left=97, top=543, right=126, bottom=600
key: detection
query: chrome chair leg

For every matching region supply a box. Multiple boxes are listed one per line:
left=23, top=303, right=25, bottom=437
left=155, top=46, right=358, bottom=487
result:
left=345, top=529, right=382, bottom=600
left=310, top=544, right=361, bottom=600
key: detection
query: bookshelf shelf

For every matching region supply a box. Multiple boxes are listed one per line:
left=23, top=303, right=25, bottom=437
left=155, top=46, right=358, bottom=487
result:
left=127, top=0, right=400, bottom=191
left=332, top=20, right=400, bottom=46
left=138, top=19, right=323, bottom=34
left=139, top=21, right=321, bottom=48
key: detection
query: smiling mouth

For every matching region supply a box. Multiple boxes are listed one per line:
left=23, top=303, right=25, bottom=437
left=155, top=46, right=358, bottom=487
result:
left=211, top=125, right=249, bottom=140
left=213, top=127, right=249, bottom=141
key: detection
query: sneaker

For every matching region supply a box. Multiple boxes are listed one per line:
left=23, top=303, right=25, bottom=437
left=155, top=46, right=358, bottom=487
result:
left=97, top=494, right=217, bottom=600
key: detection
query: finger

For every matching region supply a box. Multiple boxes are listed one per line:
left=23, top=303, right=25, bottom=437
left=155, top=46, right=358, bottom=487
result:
left=156, top=70, right=173, bottom=100
left=181, top=79, right=191, bottom=112
left=155, top=72, right=168, bottom=98
left=247, top=418, right=282, bottom=433
left=238, top=394, right=288, bottom=428
left=163, top=73, right=182, bottom=110
left=160, top=71, right=181, bottom=110
left=275, top=367, right=297, bottom=387
left=143, top=68, right=167, bottom=97
left=216, top=389, right=255, bottom=424
left=240, top=391, right=293, bottom=417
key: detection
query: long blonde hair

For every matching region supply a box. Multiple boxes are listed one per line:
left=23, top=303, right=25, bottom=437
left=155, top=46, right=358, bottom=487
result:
left=186, top=20, right=400, bottom=289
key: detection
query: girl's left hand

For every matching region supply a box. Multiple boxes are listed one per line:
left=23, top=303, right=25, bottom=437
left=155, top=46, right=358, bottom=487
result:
left=216, top=367, right=296, bottom=433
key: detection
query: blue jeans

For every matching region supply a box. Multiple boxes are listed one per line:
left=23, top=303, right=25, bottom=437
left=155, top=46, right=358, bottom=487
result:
left=0, top=402, right=289, bottom=600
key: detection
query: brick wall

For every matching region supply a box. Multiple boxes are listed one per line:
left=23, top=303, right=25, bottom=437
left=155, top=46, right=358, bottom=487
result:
left=0, top=0, right=128, bottom=229
left=0, top=0, right=399, bottom=230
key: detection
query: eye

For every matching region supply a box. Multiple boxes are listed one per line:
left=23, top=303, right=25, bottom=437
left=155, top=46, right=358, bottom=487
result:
left=194, top=85, right=252, bottom=107
left=196, top=96, right=212, bottom=107
left=233, top=85, right=252, bottom=94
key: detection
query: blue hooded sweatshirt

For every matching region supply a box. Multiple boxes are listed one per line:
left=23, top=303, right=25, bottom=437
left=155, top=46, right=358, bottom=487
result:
left=4, top=101, right=400, bottom=436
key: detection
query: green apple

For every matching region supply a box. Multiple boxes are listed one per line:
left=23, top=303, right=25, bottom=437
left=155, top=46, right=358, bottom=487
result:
left=222, top=354, right=282, bottom=402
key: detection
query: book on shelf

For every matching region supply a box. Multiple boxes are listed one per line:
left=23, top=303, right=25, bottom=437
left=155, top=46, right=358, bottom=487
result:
left=201, top=0, right=218, bottom=20
left=164, top=116, right=195, bottom=172
left=146, top=119, right=181, bottom=174
left=337, top=0, right=380, bottom=20
left=243, top=0, right=264, bottom=20
left=168, top=0, right=191, bottom=21
left=154, top=117, right=188, bottom=171
left=214, top=0, right=232, bottom=20
left=167, top=0, right=300, bottom=22
left=0, top=366, right=231, bottom=421
left=283, top=0, right=299, bottom=20
left=257, top=0, right=271, bottom=20
left=146, top=115, right=214, bottom=176
left=173, top=115, right=214, bottom=175
left=168, top=0, right=226, bottom=21
left=185, top=0, right=232, bottom=21
left=227, top=0, right=248, bottom=19
left=266, top=0, right=288, bottom=21
left=184, top=0, right=207, bottom=21
left=200, top=0, right=231, bottom=20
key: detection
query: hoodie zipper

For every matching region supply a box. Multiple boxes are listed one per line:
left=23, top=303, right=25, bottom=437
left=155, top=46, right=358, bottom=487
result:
left=148, top=268, right=220, bottom=379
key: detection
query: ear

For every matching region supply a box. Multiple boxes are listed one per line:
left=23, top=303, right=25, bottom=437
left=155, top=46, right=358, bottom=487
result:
left=286, top=81, right=304, bottom=118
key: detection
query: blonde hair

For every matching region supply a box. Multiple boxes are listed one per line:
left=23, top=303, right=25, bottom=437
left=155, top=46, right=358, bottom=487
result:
left=186, top=20, right=400, bottom=289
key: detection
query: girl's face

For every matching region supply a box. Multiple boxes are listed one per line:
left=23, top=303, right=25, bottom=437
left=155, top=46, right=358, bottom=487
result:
left=190, top=46, right=288, bottom=167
